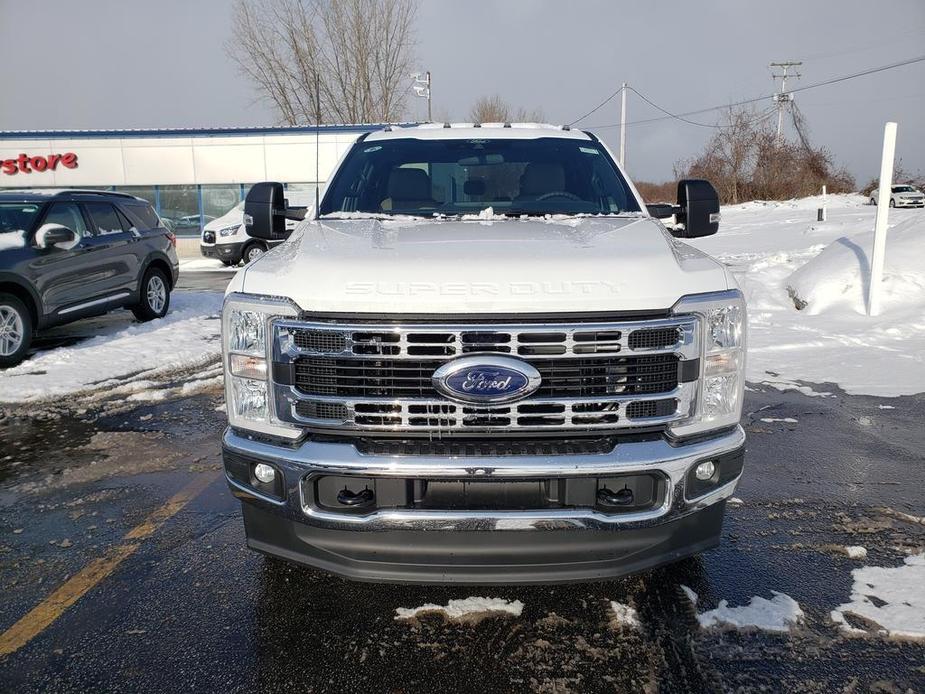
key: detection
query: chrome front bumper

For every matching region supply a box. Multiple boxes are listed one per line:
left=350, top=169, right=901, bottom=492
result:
left=222, top=425, right=745, bottom=532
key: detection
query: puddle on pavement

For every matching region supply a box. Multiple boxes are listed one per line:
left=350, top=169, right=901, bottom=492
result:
left=0, top=393, right=223, bottom=501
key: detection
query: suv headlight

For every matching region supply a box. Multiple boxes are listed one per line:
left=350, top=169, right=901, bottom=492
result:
left=218, top=225, right=240, bottom=237
left=669, top=289, right=746, bottom=438
left=222, top=293, right=300, bottom=439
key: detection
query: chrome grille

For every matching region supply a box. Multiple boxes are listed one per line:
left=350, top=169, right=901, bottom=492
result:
left=292, top=354, right=680, bottom=398
left=288, top=394, right=686, bottom=430
left=273, top=317, right=699, bottom=435
left=281, top=320, right=692, bottom=359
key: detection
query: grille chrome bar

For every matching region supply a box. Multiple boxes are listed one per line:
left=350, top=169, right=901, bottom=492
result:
left=276, top=317, right=698, bottom=361
left=275, top=383, right=696, bottom=432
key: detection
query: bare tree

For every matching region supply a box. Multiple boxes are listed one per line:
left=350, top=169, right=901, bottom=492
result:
left=468, top=94, right=545, bottom=123
left=676, top=106, right=855, bottom=204
left=228, top=0, right=417, bottom=124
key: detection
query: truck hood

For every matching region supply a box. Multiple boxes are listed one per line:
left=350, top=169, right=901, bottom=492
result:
left=234, top=216, right=731, bottom=314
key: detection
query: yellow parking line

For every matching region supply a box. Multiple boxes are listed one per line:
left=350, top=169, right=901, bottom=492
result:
left=0, top=473, right=216, bottom=658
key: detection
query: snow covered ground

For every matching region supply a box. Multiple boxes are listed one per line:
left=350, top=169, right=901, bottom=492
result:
left=688, top=195, right=925, bottom=396
left=683, top=586, right=806, bottom=633
left=179, top=257, right=235, bottom=273
left=0, top=292, right=223, bottom=404
left=830, top=553, right=925, bottom=640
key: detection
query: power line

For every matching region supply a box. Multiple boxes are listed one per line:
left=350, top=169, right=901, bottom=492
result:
left=627, top=87, right=728, bottom=129
left=576, top=54, right=925, bottom=131
left=566, top=85, right=624, bottom=127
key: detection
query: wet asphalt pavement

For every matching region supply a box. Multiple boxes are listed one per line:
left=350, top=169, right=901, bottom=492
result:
left=0, top=272, right=923, bottom=692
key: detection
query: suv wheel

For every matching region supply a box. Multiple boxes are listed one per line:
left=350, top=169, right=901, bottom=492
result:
left=132, top=267, right=171, bottom=322
left=244, top=242, right=266, bottom=264
left=0, top=294, right=33, bottom=368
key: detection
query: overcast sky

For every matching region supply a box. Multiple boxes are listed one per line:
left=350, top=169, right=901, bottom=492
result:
left=1, top=0, right=922, bottom=184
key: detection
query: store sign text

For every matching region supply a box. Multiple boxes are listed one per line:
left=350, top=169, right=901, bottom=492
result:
left=1, top=152, right=78, bottom=175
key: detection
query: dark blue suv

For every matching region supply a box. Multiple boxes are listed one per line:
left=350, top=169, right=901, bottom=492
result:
left=0, top=190, right=179, bottom=367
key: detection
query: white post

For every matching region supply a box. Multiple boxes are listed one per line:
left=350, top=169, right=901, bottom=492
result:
left=821, top=184, right=827, bottom=221
left=868, top=122, right=898, bottom=317
left=619, top=82, right=627, bottom=168
left=426, top=71, right=432, bottom=122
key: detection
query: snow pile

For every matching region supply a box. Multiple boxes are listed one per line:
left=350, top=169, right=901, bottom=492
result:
left=608, top=601, right=641, bottom=630
left=844, top=546, right=868, bottom=560
left=0, top=230, right=26, bottom=251
left=394, top=597, right=524, bottom=622
left=689, top=199, right=925, bottom=395
left=695, top=591, right=805, bottom=633
left=0, top=291, right=223, bottom=404
left=830, top=553, right=925, bottom=640
left=787, top=215, right=925, bottom=315
left=731, top=193, right=868, bottom=213
left=759, top=417, right=798, bottom=423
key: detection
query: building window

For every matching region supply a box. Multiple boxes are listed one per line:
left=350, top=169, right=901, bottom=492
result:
left=201, top=185, right=243, bottom=225
left=284, top=183, right=320, bottom=207
left=114, top=186, right=157, bottom=207
left=157, top=185, right=200, bottom=236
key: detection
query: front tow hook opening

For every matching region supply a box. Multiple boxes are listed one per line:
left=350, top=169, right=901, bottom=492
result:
left=597, top=486, right=634, bottom=507
left=337, top=487, right=375, bottom=508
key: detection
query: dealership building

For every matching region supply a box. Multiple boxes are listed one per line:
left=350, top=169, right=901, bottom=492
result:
left=0, top=124, right=397, bottom=235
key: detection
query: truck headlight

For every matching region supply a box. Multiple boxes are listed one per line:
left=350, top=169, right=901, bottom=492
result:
left=218, top=225, right=240, bottom=237
left=222, top=293, right=300, bottom=439
left=669, top=289, right=746, bottom=438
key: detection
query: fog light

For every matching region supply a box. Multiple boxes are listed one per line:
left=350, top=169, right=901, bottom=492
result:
left=695, top=461, right=716, bottom=481
left=254, top=463, right=276, bottom=484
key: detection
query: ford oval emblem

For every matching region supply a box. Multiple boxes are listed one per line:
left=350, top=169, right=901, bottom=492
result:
left=432, top=356, right=541, bottom=404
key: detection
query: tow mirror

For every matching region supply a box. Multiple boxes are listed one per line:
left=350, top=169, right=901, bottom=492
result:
left=673, top=179, right=720, bottom=238
left=34, top=223, right=78, bottom=250
left=244, top=182, right=306, bottom=241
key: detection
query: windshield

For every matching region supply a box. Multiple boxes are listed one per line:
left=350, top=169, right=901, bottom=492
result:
left=319, top=137, right=641, bottom=218
left=893, top=185, right=916, bottom=193
left=0, top=202, right=43, bottom=234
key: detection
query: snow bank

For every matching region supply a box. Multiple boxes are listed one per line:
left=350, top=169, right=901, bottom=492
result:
left=0, top=291, right=223, bottom=404
left=831, top=553, right=925, bottom=640
left=394, top=597, right=524, bottom=622
left=696, top=591, right=805, bottom=633
left=688, top=201, right=925, bottom=396
left=727, top=193, right=868, bottom=213
left=787, top=216, right=925, bottom=315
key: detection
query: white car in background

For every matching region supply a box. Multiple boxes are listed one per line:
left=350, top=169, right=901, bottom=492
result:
left=200, top=199, right=308, bottom=266
left=870, top=184, right=925, bottom=208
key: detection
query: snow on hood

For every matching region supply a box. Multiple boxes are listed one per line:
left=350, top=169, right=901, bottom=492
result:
left=236, top=216, right=730, bottom=314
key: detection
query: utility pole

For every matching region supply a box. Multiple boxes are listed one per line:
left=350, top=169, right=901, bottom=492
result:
left=411, top=71, right=432, bottom=121
left=619, top=82, right=627, bottom=168
left=770, top=61, right=801, bottom=141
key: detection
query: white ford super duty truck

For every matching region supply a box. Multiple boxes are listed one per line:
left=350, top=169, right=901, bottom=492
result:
left=221, top=123, right=746, bottom=584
